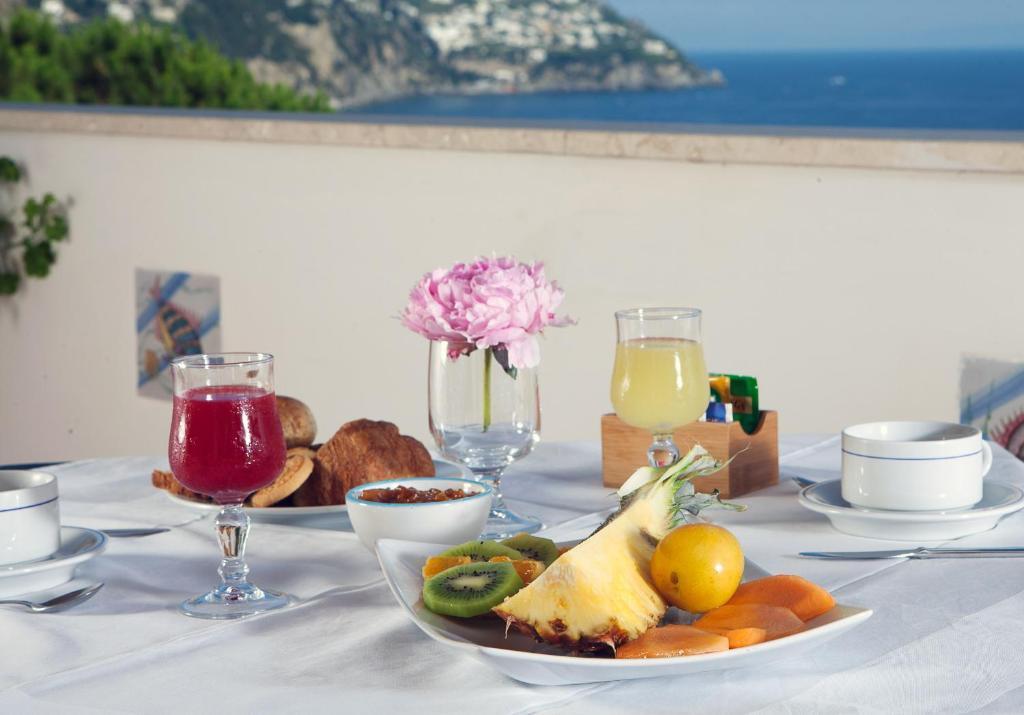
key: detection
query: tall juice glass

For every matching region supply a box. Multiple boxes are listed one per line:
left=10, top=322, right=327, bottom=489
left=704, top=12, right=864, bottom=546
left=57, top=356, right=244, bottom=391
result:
left=611, top=308, right=708, bottom=467
left=168, top=353, right=292, bottom=619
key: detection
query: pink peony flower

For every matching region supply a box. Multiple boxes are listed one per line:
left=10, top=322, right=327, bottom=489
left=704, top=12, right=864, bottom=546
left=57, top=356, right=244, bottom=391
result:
left=401, top=256, right=573, bottom=369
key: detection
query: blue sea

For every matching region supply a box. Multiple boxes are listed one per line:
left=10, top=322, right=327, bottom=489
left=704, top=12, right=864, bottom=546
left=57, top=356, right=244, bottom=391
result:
left=347, top=50, right=1024, bottom=131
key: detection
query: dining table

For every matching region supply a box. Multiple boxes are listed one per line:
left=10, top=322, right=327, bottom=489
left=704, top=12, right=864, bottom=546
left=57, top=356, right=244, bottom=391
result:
left=3, top=434, right=1024, bottom=714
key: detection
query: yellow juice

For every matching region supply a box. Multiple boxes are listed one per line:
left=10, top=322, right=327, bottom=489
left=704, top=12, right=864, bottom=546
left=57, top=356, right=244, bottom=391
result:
left=611, top=338, right=709, bottom=432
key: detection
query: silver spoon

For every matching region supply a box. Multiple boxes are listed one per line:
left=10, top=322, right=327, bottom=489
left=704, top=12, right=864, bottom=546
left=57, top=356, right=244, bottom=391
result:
left=0, top=582, right=104, bottom=613
left=102, top=527, right=170, bottom=538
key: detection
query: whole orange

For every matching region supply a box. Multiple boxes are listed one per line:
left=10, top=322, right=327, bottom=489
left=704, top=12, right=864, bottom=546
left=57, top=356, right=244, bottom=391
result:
left=650, top=523, right=744, bottom=613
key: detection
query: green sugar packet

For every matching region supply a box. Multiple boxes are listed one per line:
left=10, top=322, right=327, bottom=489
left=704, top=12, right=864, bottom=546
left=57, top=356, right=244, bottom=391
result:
left=709, top=373, right=760, bottom=434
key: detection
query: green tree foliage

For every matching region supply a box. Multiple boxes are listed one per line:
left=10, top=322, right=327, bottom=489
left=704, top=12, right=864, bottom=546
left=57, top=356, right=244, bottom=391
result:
left=0, top=9, right=329, bottom=111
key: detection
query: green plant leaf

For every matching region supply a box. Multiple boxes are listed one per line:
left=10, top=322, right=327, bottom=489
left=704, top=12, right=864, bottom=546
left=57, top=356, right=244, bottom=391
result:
left=23, top=240, right=56, bottom=277
left=44, top=214, right=68, bottom=241
left=23, top=197, right=40, bottom=228
left=0, top=271, right=20, bottom=294
left=0, top=158, right=20, bottom=183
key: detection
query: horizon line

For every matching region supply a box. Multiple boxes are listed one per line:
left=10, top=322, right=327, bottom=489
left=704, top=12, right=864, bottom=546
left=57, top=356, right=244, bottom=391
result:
left=685, top=45, right=1024, bottom=55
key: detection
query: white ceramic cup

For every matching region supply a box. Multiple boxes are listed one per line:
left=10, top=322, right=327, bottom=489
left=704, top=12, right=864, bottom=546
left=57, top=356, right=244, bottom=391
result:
left=841, top=421, right=992, bottom=511
left=0, top=470, right=61, bottom=565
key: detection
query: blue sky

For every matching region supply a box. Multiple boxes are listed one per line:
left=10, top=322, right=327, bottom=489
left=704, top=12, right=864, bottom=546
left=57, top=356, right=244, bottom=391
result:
left=607, top=0, right=1024, bottom=52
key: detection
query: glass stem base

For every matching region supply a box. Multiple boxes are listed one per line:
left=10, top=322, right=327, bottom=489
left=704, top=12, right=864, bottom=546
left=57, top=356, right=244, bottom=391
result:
left=180, top=584, right=292, bottom=620
left=471, top=469, right=543, bottom=540
left=180, top=503, right=292, bottom=620
left=648, top=433, right=680, bottom=467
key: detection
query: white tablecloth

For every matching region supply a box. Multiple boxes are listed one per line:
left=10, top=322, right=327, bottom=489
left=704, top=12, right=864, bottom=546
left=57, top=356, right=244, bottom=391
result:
left=4, top=436, right=1024, bottom=714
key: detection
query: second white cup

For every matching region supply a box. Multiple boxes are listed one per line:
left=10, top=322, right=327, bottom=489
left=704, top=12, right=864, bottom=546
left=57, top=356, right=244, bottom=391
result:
left=0, top=470, right=61, bottom=565
left=841, top=421, right=992, bottom=511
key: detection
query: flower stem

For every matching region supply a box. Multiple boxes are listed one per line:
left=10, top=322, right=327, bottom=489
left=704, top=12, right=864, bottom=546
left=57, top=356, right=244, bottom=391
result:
left=483, top=347, right=492, bottom=432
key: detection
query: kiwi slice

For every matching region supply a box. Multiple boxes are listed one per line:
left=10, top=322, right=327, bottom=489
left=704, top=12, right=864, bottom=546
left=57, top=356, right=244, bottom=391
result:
left=422, top=562, right=524, bottom=618
left=501, top=534, right=559, bottom=567
left=440, top=540, right=522, bottom=562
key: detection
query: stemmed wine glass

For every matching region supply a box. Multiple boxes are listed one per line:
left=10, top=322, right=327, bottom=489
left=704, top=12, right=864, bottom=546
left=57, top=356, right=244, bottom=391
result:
left=610, top=308, right=709, bottom=467
left=168, top=352, right=292, bottom=619
left=428, top=341, right=541, bottom=540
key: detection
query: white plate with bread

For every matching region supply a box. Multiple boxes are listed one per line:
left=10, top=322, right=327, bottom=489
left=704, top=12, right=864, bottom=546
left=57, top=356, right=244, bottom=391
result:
left=163, top=458, right=464, bottom=517
left=152, top=396, right=465, bottom=525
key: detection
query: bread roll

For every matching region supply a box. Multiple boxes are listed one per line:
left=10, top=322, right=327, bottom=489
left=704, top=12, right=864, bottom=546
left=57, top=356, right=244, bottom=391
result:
left=276, top=395, right=317, bottom=448
left=292, top=419, right=435, bottom=506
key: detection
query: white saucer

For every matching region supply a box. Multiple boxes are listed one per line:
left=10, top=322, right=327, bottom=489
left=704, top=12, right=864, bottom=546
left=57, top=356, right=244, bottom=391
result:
left=798, top=480, right=1024, bottom=541
left=0, top=526, right=107, bottom=598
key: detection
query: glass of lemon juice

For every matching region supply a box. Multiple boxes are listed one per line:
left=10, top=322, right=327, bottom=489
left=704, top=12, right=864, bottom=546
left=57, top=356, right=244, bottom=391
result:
left=611, top=308, right=709, bottom=467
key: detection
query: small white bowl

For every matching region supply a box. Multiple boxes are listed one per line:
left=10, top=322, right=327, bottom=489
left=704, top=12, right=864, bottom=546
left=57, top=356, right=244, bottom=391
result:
left=346, top=477, right=492, bottom=551
left=0, top=470, right=61, bottom=566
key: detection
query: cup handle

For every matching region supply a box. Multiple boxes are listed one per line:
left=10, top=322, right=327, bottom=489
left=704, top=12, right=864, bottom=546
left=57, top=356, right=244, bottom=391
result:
left=981, top=440, right=993, bottom=477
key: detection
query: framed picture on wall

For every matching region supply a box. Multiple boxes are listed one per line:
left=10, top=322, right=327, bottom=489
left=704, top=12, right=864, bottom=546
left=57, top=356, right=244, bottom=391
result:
left=961, top=355, right=1024, bottom=462
left=135, top=268, right=221, bottom=399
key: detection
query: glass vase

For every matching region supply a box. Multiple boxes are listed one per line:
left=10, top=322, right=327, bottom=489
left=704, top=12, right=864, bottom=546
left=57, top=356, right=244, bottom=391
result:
left=428, top=340, right=541, bottom=539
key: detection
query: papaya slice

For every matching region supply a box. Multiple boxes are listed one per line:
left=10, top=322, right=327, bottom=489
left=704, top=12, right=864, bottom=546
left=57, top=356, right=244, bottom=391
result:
left=616, top=624, right=729, bottom=659
left=720, top=627, right=767, bottom=649
left=726, top=575, right=835, bottom=622
left=694, top=604, right=803, bottom=641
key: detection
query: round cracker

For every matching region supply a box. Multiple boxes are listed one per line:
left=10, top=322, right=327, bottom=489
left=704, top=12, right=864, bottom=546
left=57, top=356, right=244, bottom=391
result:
left=250, top=455, right=314, bottom=508
left=287, top=446, right=316, bottom=460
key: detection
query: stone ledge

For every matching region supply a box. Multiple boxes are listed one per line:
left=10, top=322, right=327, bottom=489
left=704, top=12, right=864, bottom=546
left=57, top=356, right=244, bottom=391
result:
left=1, top=105, right=1022, bottom=174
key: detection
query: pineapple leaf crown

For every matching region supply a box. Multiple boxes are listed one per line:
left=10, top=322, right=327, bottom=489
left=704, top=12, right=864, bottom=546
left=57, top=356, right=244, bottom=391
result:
left=616, top=444, right=747, bottom=529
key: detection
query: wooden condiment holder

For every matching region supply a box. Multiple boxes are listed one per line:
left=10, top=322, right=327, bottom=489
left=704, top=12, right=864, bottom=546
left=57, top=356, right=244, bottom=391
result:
left=601, top=411, right=779, bottom=498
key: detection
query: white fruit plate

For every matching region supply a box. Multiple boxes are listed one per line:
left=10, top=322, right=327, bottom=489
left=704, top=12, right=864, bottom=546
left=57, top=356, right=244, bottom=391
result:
left=376, top=537, right=873, bottom=685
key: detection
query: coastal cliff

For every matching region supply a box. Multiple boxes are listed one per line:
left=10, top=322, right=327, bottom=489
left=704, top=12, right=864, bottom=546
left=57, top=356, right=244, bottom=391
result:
left=21, top=0, right=722, bottom=108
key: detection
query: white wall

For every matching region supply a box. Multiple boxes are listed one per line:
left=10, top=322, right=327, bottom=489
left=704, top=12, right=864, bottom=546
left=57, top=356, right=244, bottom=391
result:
left=1, top=127, right=1022, bottom=462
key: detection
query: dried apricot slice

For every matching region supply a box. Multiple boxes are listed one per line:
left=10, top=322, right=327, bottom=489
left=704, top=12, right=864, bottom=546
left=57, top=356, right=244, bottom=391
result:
left=422, top=555, right=472, bottom=579
left=510, top=559, right=545, bottom=584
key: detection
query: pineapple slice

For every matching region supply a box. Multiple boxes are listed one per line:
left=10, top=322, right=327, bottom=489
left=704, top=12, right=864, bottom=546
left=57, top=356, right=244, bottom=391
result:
left=493, top=446, right=743, bottom=651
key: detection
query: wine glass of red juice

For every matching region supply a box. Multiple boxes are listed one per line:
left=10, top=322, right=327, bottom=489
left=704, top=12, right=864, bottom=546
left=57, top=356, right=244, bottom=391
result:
left=168, top=353, right=291, bottom=619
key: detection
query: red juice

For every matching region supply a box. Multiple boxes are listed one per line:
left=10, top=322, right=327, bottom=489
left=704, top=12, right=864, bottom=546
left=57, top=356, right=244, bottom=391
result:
left=168, top=385, right=286, bottom=504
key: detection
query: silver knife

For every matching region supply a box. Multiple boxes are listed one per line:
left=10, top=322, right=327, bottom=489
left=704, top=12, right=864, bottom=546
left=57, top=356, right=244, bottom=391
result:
left=800, top=546, right=1024, bottom=560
